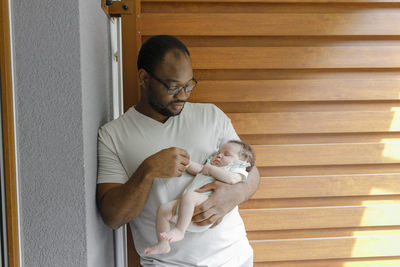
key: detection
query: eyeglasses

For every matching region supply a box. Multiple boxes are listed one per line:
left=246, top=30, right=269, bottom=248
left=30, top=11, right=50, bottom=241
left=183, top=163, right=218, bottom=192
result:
left=145, top=69, right=197, bottom=95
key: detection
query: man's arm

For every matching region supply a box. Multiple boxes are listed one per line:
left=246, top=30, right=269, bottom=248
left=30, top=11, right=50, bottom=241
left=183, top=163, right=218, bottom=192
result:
left=192, top=166, right=260, bottom=227
left=97, top=147, right=190, bottom=229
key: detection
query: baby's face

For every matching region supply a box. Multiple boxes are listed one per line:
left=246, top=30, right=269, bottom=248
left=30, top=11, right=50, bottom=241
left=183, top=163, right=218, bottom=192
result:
left=211, top=142, right=241, bottom=167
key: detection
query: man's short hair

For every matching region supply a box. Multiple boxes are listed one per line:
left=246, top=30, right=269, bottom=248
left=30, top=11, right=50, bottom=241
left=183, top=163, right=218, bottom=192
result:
left=137, top=35, right=190, bottom=73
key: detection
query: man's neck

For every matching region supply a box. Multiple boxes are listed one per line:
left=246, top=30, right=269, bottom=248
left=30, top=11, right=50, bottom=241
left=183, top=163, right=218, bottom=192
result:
left=134, top=102, right=169, bottom=123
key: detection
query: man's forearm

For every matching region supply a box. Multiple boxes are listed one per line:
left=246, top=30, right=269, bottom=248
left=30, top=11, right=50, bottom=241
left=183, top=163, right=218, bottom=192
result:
left=97, top=165, right=154, bottom=229
left=97, top=147, right=190, bottom=229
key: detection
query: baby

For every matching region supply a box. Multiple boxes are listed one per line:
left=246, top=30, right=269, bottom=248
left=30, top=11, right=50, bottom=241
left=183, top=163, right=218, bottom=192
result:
left=144, top=140, right=255, bottom=255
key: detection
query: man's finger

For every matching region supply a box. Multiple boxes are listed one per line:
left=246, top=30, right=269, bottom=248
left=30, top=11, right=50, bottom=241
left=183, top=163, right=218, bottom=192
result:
left=193, top=214, right=217, bottom=226
left=195, top=182, right=216, bottom=193
left=193, top=200, right=214, bottom=217
left=177, top=148, right=190, bottom=159
left=181, top=156, right=190, bottom=166
left=210, top=217, right=223, bottom=228
left=178, top=165, right=186, bottom=174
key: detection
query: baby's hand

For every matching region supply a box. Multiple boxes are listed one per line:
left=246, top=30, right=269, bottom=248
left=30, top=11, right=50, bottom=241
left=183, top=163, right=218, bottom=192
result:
left=200, top=164, right=211, bottom=176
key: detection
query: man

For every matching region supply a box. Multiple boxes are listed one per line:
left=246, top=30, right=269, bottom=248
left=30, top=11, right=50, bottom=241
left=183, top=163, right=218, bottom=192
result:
left=97, top=35, right=260, bottom=266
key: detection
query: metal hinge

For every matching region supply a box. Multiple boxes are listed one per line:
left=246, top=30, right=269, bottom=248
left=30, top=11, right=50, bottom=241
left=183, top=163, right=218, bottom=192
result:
left=102, top=0, right=133, bottom=17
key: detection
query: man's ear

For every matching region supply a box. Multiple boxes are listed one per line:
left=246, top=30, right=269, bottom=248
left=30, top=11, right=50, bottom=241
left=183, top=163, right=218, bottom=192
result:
left=138, top=68, right=149, bottom=88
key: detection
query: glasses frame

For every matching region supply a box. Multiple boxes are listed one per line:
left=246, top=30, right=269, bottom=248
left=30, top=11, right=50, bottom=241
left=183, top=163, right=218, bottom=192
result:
left=144, top=69, right=197, bottom=95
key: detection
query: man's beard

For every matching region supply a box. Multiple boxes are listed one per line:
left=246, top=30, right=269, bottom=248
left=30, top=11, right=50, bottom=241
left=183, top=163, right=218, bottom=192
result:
left=149, top=98, right=185, bottom=117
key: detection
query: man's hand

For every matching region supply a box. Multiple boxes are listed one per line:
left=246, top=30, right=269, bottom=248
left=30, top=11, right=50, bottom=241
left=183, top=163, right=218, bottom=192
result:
left=192, top=181, right=241, bottom=228
left=142, top=147, right=190, bottom=178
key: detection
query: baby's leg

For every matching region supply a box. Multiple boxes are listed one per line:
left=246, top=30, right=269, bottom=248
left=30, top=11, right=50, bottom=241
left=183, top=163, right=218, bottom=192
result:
left=161, top=192, right=208, bottom=243
left=144, top=200, right=178, bottom=255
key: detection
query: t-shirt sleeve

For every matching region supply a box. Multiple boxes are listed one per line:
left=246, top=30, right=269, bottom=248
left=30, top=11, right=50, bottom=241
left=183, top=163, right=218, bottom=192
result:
left=97, top=127, right=129, bottom=184
left=215, top=106, right=240, bottom=147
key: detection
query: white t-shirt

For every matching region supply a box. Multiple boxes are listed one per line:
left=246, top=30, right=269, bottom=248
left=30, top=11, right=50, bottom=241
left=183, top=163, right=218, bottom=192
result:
left=97, top=102, right=253, bottom=267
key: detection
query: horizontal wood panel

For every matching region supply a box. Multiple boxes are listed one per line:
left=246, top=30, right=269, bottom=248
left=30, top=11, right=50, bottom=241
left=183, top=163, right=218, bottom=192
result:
left=194, top=69, right=400, bottom=80
left=193, top=69, right=400, bottom=82
left=189, top=47, right=400, bottom=69
left=258, top=164, right=400, bottom=177
left=165, top=36, right=400, bottom=48
left=241, top=204, right=400, bottom=230
left=254, top=257, right=400, bottom=267
left=252, top=174, right=400, bottom=198
left=242, top=133, right=400, bottom=146
left=253, top=257, right=400, bottom=267
left=255, top=143, right=400, bottom=167
left=230, top=111, right=400, bottom=135
left=219, top=102, right=400, bottom=114
left=251, top=235, right=400, bottom=261
left=143, top=0, right=400, bottom=3
left=247, top=226, right=400, bottom=240
left=191, top=79, right=400, bottom=102
left=143, top=3, right=400, bottom=14
left=242, top=195, right=400, bottom=209
left=141, top=13, right=400, bottom=35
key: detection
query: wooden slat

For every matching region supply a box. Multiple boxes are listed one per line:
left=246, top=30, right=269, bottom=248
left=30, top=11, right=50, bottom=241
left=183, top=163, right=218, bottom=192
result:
left=240, top=204, right=400, bottom=230
left=219, top=102, right=400, bottom=114
left=230, top=111, right=400, bottom=135
left=254, top=257, right=400, bottom=267
left=194, top=69, right=400, bottom=80
left=242, top=195, right=400, bottom=209
left=191, top=79, right=400, bottom=102
left=242, top=133, right=400, bottom=146
left=254, top=143, right=400, bottom=167
left=142, top=3, right=400, bottom=14
left=141, top=13, right=400, bottom=36
left=189, top=47, right=400, bottom=69
left=258, top=164, right=400, bottom=178
left=143, top=0, right=400, bottom=2
left=247, top=227, right=400, bottom=240
left=252, top=174, right=400, bottom=198
left=251, top=235, right=400, bottom=261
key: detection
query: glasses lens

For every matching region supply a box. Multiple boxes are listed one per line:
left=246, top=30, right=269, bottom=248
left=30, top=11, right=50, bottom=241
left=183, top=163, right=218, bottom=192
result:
left=167, top=79, right=197, bottom=95
left=184, top=80, right=196, bottom=92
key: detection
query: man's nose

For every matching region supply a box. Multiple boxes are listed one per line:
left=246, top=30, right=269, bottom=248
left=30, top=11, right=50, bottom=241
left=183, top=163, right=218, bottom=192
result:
left=174, top=87, right=190, bottom=99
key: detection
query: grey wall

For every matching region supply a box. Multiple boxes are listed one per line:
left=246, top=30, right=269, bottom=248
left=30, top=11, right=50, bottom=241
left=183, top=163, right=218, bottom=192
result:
left=11, top=0, right=114, bottom=266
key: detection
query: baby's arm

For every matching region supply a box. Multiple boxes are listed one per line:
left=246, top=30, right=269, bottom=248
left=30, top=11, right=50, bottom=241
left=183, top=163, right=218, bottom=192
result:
left=201, top=164, right=243, bottom=185
left=185, top=160, right=204, bottom=175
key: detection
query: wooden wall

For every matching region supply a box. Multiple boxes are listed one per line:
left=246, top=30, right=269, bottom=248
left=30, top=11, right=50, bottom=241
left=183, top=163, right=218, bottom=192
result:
left=123, top=0, right=400, bottom=265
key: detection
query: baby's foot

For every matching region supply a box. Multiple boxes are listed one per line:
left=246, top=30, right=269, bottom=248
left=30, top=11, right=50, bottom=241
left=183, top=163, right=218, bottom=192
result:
left=160, top=228, right=185, bottom=243
left=143, top=241, right=171, bottom=255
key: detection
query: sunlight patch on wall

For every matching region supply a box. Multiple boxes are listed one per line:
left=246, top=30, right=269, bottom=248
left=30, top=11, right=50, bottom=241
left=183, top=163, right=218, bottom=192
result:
left=381, top=108, right=400, bottom=160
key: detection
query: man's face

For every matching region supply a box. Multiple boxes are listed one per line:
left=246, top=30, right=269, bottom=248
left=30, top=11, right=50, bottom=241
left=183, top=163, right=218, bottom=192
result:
left=146, top=50, right=194, bottom=117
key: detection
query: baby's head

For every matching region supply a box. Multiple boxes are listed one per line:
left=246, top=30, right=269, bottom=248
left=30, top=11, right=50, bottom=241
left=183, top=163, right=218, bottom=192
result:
left=210, top=140, right=255, bottom=171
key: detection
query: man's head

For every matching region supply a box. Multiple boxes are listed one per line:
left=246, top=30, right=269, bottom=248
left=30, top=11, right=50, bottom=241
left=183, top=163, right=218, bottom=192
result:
left=137, top=35, right=190, bottom=73
left=137, top=36, right=195, bottom=121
